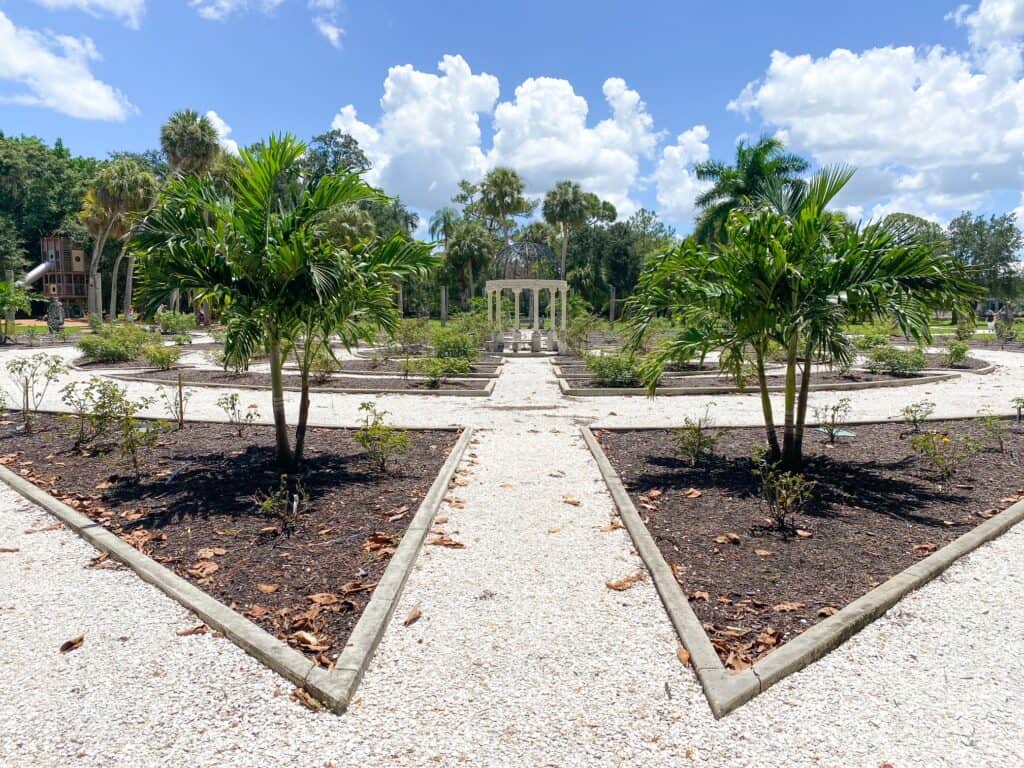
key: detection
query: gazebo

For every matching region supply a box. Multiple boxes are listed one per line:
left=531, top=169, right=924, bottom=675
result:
left=484, top=278, right=568, bottom=353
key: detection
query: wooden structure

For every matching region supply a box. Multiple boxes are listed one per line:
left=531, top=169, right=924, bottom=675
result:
left=38, top=236, right=88, bottom=313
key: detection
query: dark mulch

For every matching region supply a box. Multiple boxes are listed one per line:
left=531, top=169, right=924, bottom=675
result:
left=922, top=353, right=989, bottom=371
left=567, top=370, right=917, bottom=390
left=74, top=357, right=193, bottom=371
left=0, top=413, right=457, bottom=667
left=116, top=369, right=490, bottom=391
left=597, top=420, right=1024, bottom=669
left=328, top=358, right=500, bottom=376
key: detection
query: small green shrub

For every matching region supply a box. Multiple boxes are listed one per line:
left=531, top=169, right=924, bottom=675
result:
left=585, top=353, right=641, bottom=387
left=216, top=393, right=259, bottom=437
left=155, top=310, right=196, bottom=336
left=251, top=474, right=304, bottom=534
left=674, top=405, right=722, bottom=467
left=116, top=395, right=163, bottom=482
left=403, top=357, right=471, bottom=388
left=854, top=331, right=891, bottom=352
left=355, top=402, right=409, bottom=473
left=955, top=315, right=976, bottom=341
left=910, top=429, right=979, bottom=479
left=141, top=344, right=181, bottom=370
left=1013, top=396, right=1024, bottom=423
left=564, top=314, right=598, bottom=355
left=752, top=447, right=815, bottom=536
left=19, top=326, right=48, bottom=347
left=866, top=346, right=926, bottom=377
left=87, top=313, right=103, bottom=333
left=995, top=315, right=1018, bottom=345
left=432, top=328, right=477, bottom=360
left=158, top=373, right=191, bottom=430
left=943, top=340, right=970, bottom=368
left=901, top=400, right=935, bottom=432
left=976, top=408, right=1007, bottom=453
left=5, top=353, right=66, bottom=432
left=77, top=324, right=159, bottom=363
left=60, top=377, right=127, bottom=448
left=172, top=333, right=192, bottom=346
left=394, top=318, right=431, bottom=355
left=814, top=397, right=852, bottom=444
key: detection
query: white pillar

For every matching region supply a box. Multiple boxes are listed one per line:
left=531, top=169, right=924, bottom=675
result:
left=486, top=286, right=493, bottom=328
left=532, top=286, right=540, bottom=330
left=513, top=290, right=521, bottom=331
left=561, top=284, right=568, bottom=332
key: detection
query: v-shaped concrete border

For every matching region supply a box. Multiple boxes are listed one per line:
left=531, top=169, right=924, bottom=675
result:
left=0, top=427, right=473, bottom=713
left=581, top=426, right=1024, bottom=718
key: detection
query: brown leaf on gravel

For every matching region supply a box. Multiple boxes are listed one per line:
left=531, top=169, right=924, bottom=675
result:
left=0, top=547, right=19, bottom=554
left=176, top=624, right=208, bottom=637
left=606, top=571, right=647, bottom=591
left=676, top=647, right=691, bottom=667
left=187, top=560, right=219, bottom=579
left=601, top=518, right=624, bottom=532
left=290, top=687, right=322, bottom=711
left=714, top=532, right=741, bottom=545
left=25, top=522, right=62, bottom=534
left=257, top=583, right=279, bottom=594
left=59, top=635, right=84, bottom=654
left=426, top=535, right=465, bottom=549
left=818, top=606, right=839, bottom=617
left=434, top=516, right=449, bottom=525
left=562, top=494, right=581, bottom=506
left=772, top=601, right=805, bottom=613
left=403, top=607, right=422, bottom=626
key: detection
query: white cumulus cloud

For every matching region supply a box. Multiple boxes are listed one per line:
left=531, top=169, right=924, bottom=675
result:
left=205, top=109, right=239, bottom=156
left=653, top=125, right=713, bottom=225
left=32, top=0, right=145, bottom=29
left=0, top=10, right=134, bottom=120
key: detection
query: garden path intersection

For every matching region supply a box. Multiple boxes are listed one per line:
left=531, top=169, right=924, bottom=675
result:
left=0, top=347, right=1023, bottom=767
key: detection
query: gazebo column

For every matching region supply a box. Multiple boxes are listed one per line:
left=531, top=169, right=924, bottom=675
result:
left=512, top=289, right=522, bottom=352
left=530, top=286, right=542, bottom=352
left=560, top=285, right=568, bottom=334
left=549, top=287, right=560, bottom=352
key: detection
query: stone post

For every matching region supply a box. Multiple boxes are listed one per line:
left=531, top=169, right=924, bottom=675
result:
left=561, top=284, right=568, bottom=333
left=549, top=287, right=559, bottom=352
left=530, top=286, right=541, bottom=352
left=441, top=285, right=449, bottom=326
left=513, top=289, right=521, bottom=352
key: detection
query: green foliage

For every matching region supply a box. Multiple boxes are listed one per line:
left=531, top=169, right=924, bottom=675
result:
left=585, top=353, right=641, bottom=387
left=854, top=330, right=891, bottom=351
left=141, top=344, right=181, bottom=370
left=1013, top=396, right=1024, bottom=423
left=865, top=346, right=926, bottom=377
left=394, top=317, right=432, bottom=355
left=943, top=340, right=971, bottom=367
left=673, top=405, right=721, bottom=467
left=19, top=326, right=48, bottom=347
left=5, top=353, right=66, bottom=431
left=77, top=324, right=159, bottom=362
left=431, top=327, right=477, bottom=360
left=976, top=408, right=1007, bottom=453
left=564, top=314, right=598, bottom=355
left=251, top=474, right=304, bottom=534
left=901, top=400, right=935, bottom=432
left=946, top=211, right=1023, bottom=300
left=0, top=282, right=32, bottom=341
left=955, top=314, right=977, bottom=341
left=60, top=377, right=126, bottom=449
left=172, top=333, right=192, bottom=345
left=910, top=430, right=979, bottom=479
left=355, top=402, right=410, bottom=473
left=216, top=393, right=259, bottom=437
left=154, top=310, right=196, bottom=335
left=752, top=446, right=815, bottom=536
left=813, top=397, right=851, bottom=444
left=116, top=395, right=163, bottom=482
left=403, top=357, right=471, bottom=388
left=995, top=314, right=1018, bottom=345
left=157, top=374, right=191, bottom=430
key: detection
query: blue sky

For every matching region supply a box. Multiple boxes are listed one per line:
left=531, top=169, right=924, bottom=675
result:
left=2, top=0, right=1023, bottom=233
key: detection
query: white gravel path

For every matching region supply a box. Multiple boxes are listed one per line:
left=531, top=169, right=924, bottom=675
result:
left=1, top=349, right=1023, bottom=767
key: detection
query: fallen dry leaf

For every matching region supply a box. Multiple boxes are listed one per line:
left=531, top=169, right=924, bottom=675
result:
left=643, top=489, right=663, bottom=501
left=196, top=547, right=227, bottom=560
left=59, top=635, right=84, bottom=654
left=290, top=630, right=329, bottom=652
left=913, top=542, right=938, bottom=555
left=676, top=647, right=691, bottom=667
left=426, top=535, right=465, bottom=549
left=339, top=581, right=376, bottom=595
left=290, top=687, right=322, bottom=711
left=714, top=532, right=741, bottom=545
left=683, top=488, right=702, bottom=499
left=772, top=601, right=805, bottom=613
left=434, top=516, right=449, bottom=525
left=606, top=571, right=647, bottom=591
left=0, top=547, right=19, bottom=554
left=754, top=548, right=773, bottom=557
left=562, top=494, right=581, bottom=507
left=187, top=560, right=219, bottom=579
left=176, top=624, right=208, bottom=637
left=795, top=529, right=813, bottom=538
left=257, top=583, right=278, bottom=594
left=691, top=590, right=711, bottom=602
left=547, top=527, right=561, bottom=534
left=308, top=593, right=340, bottom=606
left=403, top=607, right=422, bottom=626
left=246, top=605, right=269, bottom=619
left=818, top=606, right=839, bottom=617
left=362, top=531, right=398, bottom=554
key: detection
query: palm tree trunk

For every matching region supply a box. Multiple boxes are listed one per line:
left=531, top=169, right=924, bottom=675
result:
left=123, top=254, right=135, bottom=318
left=268, top=338, right=293, bottom=468
left=108, top=243, right=128, bottom=321
left=781, top=333, right=800, bottom=469
left=294, top=372, right=311, bottom=467
left=754, top=346, right=781, bottom=459
left=792, top=341, right=815, bottom=466
left=88, top=217, right=116, bottom=317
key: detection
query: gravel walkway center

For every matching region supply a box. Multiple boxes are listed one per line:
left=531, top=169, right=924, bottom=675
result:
left=1, top=351, right=1023, bottom=767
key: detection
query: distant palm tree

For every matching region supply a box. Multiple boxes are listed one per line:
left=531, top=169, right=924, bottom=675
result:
left=160, top=110, right=221, bottom=175
left=542, top=180, right=588, bottom=280
left=429, top=206, right=461, bottom=250
left=693, top=135, right=809, bottom=244
left=480, top=167, right=533, bottom=244
left=108, top=168, right=158, bottom=319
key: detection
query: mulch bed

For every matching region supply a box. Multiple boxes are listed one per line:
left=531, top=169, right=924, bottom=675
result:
left=115, top=369, right=490, bottom=391
left=922, top=353, right=989, bottom=371
left=567, top=370, right=920, bottom=390
left=0, top=413, right=458, bottom=667
left=325, top=358, right=500, bottom=376
left=597, top=420, right=1024, bottom=670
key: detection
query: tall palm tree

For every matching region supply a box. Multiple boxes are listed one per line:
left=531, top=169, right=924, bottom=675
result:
left=542, top=180, right=588, bottom=279
left=693, top=135, right=809, bottom=244
left=429, top=206, right=461, bottom=250
left=160, top=110, right=221, bottom=175
left=81, top=158, right=155, bottom=316
left=135, top=134, right=436, bottom=468
left=480, top=167, right=533, bottom=244
left=629, top=166, right=981, bottom=469
left=445, top=219, right=494, bottom=307
left=108, top=168, right=158, bottom=319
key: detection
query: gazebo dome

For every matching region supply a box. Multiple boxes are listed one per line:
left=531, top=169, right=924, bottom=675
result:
left=492, top=241, right=558, bottom=279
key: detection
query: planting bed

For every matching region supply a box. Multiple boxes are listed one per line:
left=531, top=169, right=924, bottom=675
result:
left=114, top=368, right=492, bottom=392
left=566, top=369, right=933, bottom=390
left=596, top=419, right=1024, bottom=670
left=0, top=414, right=458, bottom=668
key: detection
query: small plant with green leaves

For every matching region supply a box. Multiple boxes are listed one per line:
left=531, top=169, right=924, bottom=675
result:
left=404, top=357, right=471, bottom=388
left=141, top=344, right=181, bottom=370
left=19, top=326, right=48, bottom=347
left=995, top=315, right=1018, bottom=346
left=251, top=474, right=304, bottom=535
left=901, top=400, right=935, bottom=433
left=943, top=340, right=971, bottom=368
left=306, top=343, right=339, bottom=384
left=87, top=313, right=104, bottom=333
left=854, top=330, right=891, bottom=352
left=564, top=314, right=599, bottom=356
left=910, top=429, right=979, bottom=479
left=814, top=397, right=852, bottom=444
left=674, top=404, right=722, bottom=467
left=116, top=394, right=163, bottom=482
left=158, top=373, right=192, bottom=430
left=866, top=346, right=926, bottom=377
left=154, top=310, right=196, bottom=336
left=585, top=353, right=641, bottom=387
left=752, top=446, right=816, bottom=536
left=60, top=377, right=125, bottom=448
left=6, top=353, right=67, bottom=432
left=976, top=408, right=1007, bottom=453
left=431, top=327, right=477, bottom=360
left=172, top=333, right=192, bottom=346
left=1013, top=396, right=1024, bottom=423
left=78, top=324, right=160, bottom=363
left=955, top=314, right=977, bottom=341
left=355, top=401, right=410, bottom=473
left=394, top=317, right=431, bottom=355
left=216, top=393, right=259, bottom=437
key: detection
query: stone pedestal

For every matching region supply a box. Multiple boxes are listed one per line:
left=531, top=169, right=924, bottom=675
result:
left=530, top=330, right=541, bottom=352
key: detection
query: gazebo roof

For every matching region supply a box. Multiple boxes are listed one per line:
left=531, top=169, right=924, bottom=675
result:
left=492, top=241, right=558, bottom=279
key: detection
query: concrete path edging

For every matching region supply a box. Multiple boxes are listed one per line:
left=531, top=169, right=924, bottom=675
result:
left=0, top=426, right=474, bottom=713
left=581, top=425, right=1024, bottom=718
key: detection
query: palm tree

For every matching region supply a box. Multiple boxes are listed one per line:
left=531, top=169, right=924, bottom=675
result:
left=135, top=134, right=436, bottom=468
left=160, top=110, right=221, bottom=175
left=107, top=168, right=158, bottom=319
left=446, top=220, right=494, bottom=306
left=542, top=181, right=588, bottom=279
left=429, top=207, right=461, bottom=250
left=629, top=166, right=981, bottom=470
left=480, top=167, right=533, bottom=244
left=693, top=135, right=809, bottom=244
